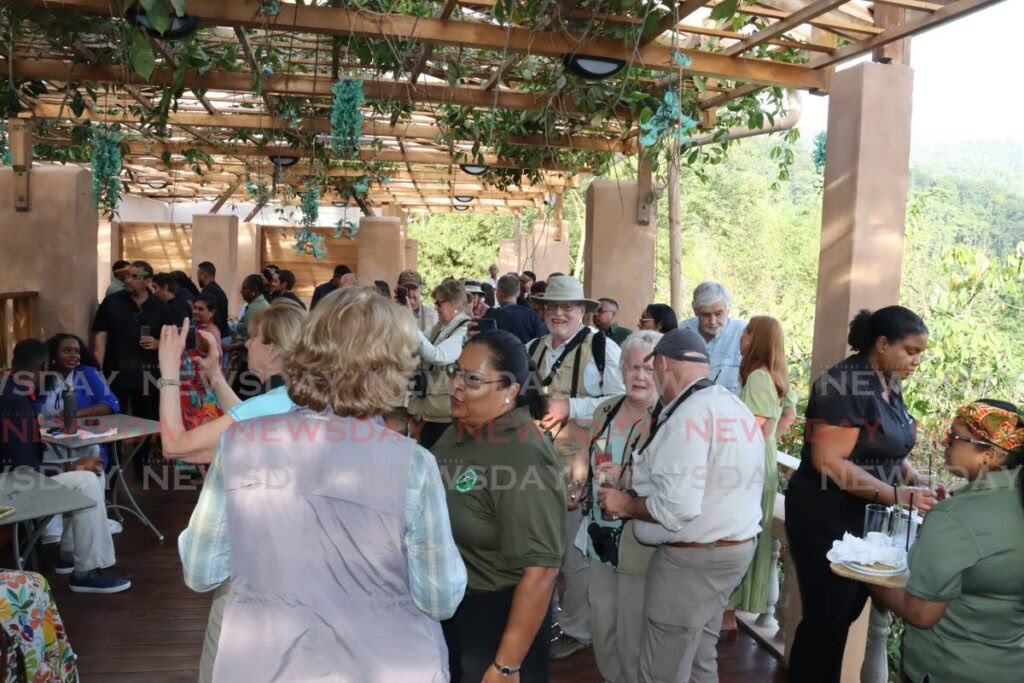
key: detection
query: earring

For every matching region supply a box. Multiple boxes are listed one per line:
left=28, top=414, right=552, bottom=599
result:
left=504, top=398, right=511, bottom=404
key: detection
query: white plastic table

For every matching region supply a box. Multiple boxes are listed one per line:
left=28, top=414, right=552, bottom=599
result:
left=0, top=469, right=96, bottom=569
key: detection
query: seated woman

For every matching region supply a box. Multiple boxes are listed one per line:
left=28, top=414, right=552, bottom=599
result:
left=638, top=303, right=678, bottom=333
left=432, top=330, right=565, bottom=682
left=158, top=299, right=306, bottom=465
left=208, top=287, right=466, bottom=681
left=37, top=333, right=120, bottom=466
left=870, top=399, right=1024, bottom=683
left=0, top=570, right=76, bottom=681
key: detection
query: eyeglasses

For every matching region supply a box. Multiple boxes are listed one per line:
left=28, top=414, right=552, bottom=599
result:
left=945, top=430, right=1001, bottom=449
left=444, top=364, right=506, bottom=389
left=596, top=308, right=613, bottom=315
left=433, top=299, right=447, bottom=307
left=638, top=317, right=654, bottom=323
left=543, top=302, right=580, bottom=312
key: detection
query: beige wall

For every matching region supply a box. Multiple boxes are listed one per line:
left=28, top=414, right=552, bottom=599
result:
left=0, top=165, right=98, bottom=341
left=357, top=216, right=405, bottom=286
left=497, top=238, right=518, bottom=274
left=584, top=180, right=655, bottom=331
left=192, top=214, right=240, bottom=314
left=405, top=238, right=419, bottom=272
left=811, top=62, right=914, bottom=378
left=520, top=219, right=569, bottom=281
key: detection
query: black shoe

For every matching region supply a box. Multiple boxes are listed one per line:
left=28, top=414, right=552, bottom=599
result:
left=69, top=568, right=131, bottom=594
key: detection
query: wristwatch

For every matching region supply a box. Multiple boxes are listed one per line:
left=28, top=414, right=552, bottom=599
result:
left=157, top=378, right=181, bottom=388
left=492, top=661, right=521, bottom=676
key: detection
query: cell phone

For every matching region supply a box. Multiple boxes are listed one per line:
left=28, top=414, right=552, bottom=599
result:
left=395, top=286, right=408, bottom=307
left=474, top=317, right=497, bottom=332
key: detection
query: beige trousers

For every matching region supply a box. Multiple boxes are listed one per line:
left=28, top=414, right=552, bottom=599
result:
left=589, top=558, right=646, bottom=683
left=198, top=583, right=230, bottom=683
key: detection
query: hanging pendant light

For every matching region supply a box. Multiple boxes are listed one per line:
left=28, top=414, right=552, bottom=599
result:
left=459, top=164, right=488, bottom=176
left=454, top=195, right=474, bottom=203
left=562, top=54, right=626, bottom=80
left=127, top=7, right=200, bottom=41
left=147, top=181, right=168, bottom=190
left=454, top=205, right=469, bottom=212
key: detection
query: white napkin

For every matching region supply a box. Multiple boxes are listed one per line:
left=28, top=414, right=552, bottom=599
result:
left=826, top=532, right=907, bottom=568
left=50, top=428, right=118, bottom=440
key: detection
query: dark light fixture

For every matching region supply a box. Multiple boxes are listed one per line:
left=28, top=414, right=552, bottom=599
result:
left=562, top=53, right=626, bottom=80
left=147, top=181, right=168, bottom=190
left=332, top=200, right=349, bottom=208
left=269, top=154, right=300, bottom=167
left=127, top=7, right=200, bottom=41
left=454, top=205, right=469, bottom=212
left=454, top=195, right=474, bottom=203
left=459, top=164, right=488, bottom=176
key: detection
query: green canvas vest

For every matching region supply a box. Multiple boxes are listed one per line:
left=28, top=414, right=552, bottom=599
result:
left=409, top=314, right=470, bottom=423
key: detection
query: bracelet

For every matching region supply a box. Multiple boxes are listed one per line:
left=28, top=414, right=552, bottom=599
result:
left=493, top=661, right=521, bottom=676
left=157, top=378, right=181, bottom=388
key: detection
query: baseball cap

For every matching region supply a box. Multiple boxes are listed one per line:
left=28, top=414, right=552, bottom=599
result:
left=645, top=327, right=710, bottom=364
left=397, top=270, right=423, bottom=289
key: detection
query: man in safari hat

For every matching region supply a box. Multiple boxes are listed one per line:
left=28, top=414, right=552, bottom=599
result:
left=526, top=275, right=625, bottom=659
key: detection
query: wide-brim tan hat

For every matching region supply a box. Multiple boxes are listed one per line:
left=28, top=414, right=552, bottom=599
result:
left=529, top=275, right=599, bottom=312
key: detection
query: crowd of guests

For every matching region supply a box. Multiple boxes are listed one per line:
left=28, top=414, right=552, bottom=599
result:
left=1, top=257, right=1022, bottom=683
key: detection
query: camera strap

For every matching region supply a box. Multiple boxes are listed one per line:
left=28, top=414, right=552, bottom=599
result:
left=636, top=378, right=714, bottom=455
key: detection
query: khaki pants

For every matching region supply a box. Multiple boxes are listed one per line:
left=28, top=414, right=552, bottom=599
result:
left=639, top=542, right=755, bottom=683
left=199, top=583, right=230, bottom=683
left=589, top=558, right=646, bottom=683
left=556, top=507, right=591, bottom=642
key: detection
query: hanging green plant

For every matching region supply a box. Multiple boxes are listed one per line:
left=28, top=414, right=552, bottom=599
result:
left=334, top=217, right=358, bottom=240
left=244, top=176, right=271, bottom=207
left=0, top=127, right=9, bottom=166
left=259, top=0, right=282, bottom=15
left=91, top=123, right=123, bottom=213
left=330, top=78, right=364, bottom=159
left=293, top=187, right=326, bottom=258
left=812, top=130, right=827, bottom=174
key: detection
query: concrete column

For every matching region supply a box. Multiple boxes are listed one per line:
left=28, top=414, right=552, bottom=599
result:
left=811, top=62, right=914, bottom=379
left=236, top=222, right=261, bottom=315
left=192, top=214, right=240, bottom=314
left=0, top=165, right=98, bottom=340
left=357, top=216, right=404, bottom=286
left=497, top=239, right=518, bottom=274
left=96, top=219, right=116, bottom=301
left=520, top=219, right=569, bottom=281
left=404, top=238, right=419, bottom=272
left=583, top=180, right=655, bottom=330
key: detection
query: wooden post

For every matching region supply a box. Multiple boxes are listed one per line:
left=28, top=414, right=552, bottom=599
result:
left=667, top=143, right=683, bottom=314
left=10, top=116, right=33, bottom=212
left=637, top=153, right=653, bottom=226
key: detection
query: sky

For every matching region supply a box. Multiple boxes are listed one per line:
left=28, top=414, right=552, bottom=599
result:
left=799, top=1, right=1023, bottom=142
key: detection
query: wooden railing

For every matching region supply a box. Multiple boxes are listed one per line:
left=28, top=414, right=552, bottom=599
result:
left=0, top=291, right=39, bottom=369
left=737, top=452, right=890, bottom=682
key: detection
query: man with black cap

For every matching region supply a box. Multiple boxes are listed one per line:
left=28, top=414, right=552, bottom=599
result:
left=598, top=327, right=764, bottom=683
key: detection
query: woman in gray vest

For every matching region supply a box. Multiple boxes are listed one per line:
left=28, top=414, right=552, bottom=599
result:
left=211, top=288, right=467, bottom=682
left=409, top=278, right=472, bottom=449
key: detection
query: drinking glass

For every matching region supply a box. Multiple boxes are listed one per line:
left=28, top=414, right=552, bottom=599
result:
left=863, top=503, right=891, bottom=536
left=888, top=508, right=921, bottom=551
left=139, top=325, right=151, bottom=339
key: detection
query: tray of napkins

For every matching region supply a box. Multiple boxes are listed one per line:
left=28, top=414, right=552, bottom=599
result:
left=826, top=532, right=908, bottom=576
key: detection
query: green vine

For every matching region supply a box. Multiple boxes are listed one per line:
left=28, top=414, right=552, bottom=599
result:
left=293, top=186, right=326, bottom=258
left=330, top=78, right=364, bottom=159
left=91, top=123, right=123, bottom=214
left=812, top=130, right=827, bottom=174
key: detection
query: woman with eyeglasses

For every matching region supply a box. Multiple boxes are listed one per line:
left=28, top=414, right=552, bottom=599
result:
left=566, top=330, right=660, bottom=683
left=637, top=303, right=678, bottom=333
left=785, top=306, right=944, bottom=682
left=408, top=279, right=472, bottom=449
left=432, top=330, right=565, bottom=682
left=868, top=399, right=1024, bottom=683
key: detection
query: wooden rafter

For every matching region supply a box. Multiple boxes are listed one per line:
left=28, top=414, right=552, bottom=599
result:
left=409, top=0, right=461, bottom=85
left=639, top=1, right=712, bottom=45
left=721, top=0, right=850, bottom=57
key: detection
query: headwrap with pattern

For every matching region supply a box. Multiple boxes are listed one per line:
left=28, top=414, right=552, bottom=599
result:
left=955, top=401, right=1024, bottom=452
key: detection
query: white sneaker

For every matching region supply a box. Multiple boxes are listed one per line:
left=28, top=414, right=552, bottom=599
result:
left=107, top=519, right=123, bottom=535
left=41, top=516, right=63, bottom=545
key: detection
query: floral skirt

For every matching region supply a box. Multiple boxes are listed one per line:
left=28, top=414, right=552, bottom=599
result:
left=0, top=571, right=77, bottom=682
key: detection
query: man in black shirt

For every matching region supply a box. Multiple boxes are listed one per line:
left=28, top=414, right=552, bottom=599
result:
left=153, top=273, right=193, bottom=325
left=91, top=260, right=175, bottom=421
left=482, top=273, right=548, bottom=343
left=269, top=269, right=307, bottom=309
left=0, top=340, right=131, bottom=593
left=310, top=264, right=352, bottom=310
left=196, top=261, right=230, bottom=339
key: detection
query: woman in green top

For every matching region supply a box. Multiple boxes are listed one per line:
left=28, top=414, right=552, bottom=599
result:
left=566, top=330, right=660, bottom=683
left=870, top=399, right=1024, bottom=683
left=432, top=330, right=566, bottom=683
left=723, top=316, right=791, bottom=636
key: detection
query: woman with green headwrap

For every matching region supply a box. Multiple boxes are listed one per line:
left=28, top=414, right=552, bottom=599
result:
left=869, top=399, right=1024, bottom=683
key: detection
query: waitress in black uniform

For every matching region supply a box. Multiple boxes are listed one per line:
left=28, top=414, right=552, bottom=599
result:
left=785, top=306, right=944, bottom=682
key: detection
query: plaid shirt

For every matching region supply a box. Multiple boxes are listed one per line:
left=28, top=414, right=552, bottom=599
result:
left=178, top=440, right=466, bottom=620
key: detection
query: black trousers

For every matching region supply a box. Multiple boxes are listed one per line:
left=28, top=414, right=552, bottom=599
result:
left=416, top=420, right=451, bottom=451
left=784, top=476, right=869, bottom=683
left=113, top=386, right=159, bottom=475
left=443, top=586, right=552, bottom=683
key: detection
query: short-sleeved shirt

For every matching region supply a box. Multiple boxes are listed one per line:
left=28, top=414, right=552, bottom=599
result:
left=227, top=385, right=294, bottom=422
left=91, top=290, right=176, bottom=392
left=902, top=468, right=1024, bottom=683
left=680, top=317, right=747, bottom=395
left=791, top=353, right=917, bottom=531
left=234, top=295, right=269, bottom=343
left=481, top=302, right=547, bottom=344
left=604, top=324, right=633, bottom=347
left=432, top=406, right=566, bottom=594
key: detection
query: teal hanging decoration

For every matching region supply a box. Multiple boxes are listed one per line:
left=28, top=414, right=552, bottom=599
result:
left=0, top=129, right=10, bottom=166
left=812, top=131, right=827, bottom=174
left=91, top=124, right=123, bottom=213
left=330, top=78, right=364, bottom=159
left=638, top=90, right=698, bottom=149
left=293, top=187, right=326, bottom=258
left=333, top=217, right=358, bottom=240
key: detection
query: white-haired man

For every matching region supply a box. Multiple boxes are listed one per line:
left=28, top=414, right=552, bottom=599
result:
left=680, top=281, right=747, bottom=395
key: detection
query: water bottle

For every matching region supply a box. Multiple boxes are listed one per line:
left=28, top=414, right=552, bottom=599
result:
left=62, top=386, right=77, bottom=434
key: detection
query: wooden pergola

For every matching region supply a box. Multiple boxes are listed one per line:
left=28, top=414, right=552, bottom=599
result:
left=0, top=0, right=998, bottom=215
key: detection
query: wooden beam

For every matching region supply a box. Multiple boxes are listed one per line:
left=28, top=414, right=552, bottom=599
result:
left=30, top=103, right=632, bottom=153
left=722, top=0, right=849, bottom=57
left=234, top=27, right=278, bottom=117
left=717, top=3, right=885, bottom=36
left=409, top=0, right=460, bottom=84
left=210, top=179, right=242, bottom=213
left=15, top=0, right=828, bottom=90
left=9, top=116, right=32, bottom=211
left=808, top=0, right=1004, bottom=69
left=639, top=1, right=711, bottom=45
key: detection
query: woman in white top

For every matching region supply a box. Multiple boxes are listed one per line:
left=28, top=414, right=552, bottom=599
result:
left=408, top=278, right=471, bottom=448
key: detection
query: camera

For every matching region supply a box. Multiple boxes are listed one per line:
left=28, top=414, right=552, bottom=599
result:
left=588, top=522, right=620, bottom=566
left=395, top=286, right=409, bottom=307
left=410, top=370, right=427, bottom=398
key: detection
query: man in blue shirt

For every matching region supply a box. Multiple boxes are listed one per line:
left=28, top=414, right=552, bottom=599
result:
left=0, top=339, right=130, bottom=594
left=680, top=281, right=747, bottom=394
left=482, top=273, right=548, bottom=343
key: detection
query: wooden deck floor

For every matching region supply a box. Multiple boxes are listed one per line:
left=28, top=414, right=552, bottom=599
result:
left=37, top=470, right=785, bottom=682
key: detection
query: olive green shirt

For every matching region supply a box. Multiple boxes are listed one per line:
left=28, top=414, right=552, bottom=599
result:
left=433, top=406, right=566, bottom=594
left=104, top=278, right=124, bottom=298
left=902, top=467, right=1024, bottom=683
left=234, top=294, right=269, bottom=343
left=605, top=323, right=632, bottom=347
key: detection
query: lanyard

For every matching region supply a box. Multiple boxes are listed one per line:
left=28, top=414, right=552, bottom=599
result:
left=537, top=327, right=591, bottom=388
left=637, top=378, right=713, bottom=454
